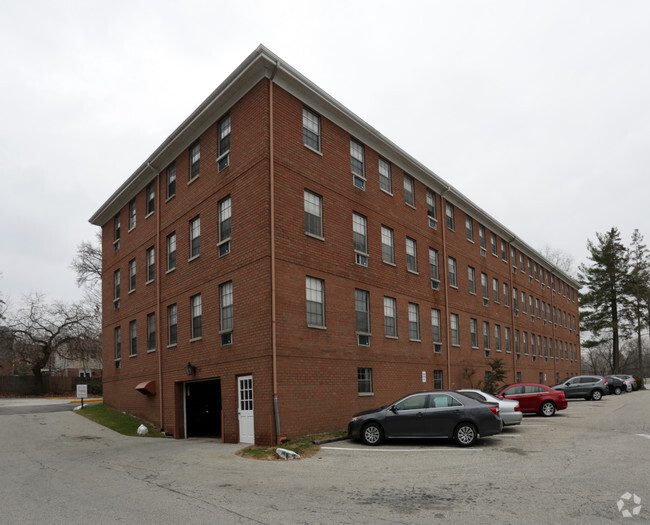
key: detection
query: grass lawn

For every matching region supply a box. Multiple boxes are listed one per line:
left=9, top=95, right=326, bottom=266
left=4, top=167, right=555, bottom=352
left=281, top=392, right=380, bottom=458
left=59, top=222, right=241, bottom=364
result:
left=75, top=402, right=167, bottom=438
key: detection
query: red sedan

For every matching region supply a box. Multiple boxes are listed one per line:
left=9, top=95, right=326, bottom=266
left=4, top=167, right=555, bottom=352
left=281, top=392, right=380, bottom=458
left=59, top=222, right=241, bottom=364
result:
left=495, top=383, right=568, bottom=417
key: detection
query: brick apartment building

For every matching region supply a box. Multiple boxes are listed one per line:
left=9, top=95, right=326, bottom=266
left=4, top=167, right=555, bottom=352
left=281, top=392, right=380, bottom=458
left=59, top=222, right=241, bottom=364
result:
left=90, top=45, right=581, bottom=445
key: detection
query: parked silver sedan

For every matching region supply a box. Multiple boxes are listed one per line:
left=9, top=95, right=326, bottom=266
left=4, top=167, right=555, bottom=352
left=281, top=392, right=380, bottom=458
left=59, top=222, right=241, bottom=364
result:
left=459, top=389, right=523, bottom=426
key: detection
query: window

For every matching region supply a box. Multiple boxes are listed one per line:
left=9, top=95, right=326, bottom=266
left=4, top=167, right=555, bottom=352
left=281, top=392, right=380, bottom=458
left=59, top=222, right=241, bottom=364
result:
left=515, top=329, right=520, bottom=357
left=302, top=107, right=320, bottom=152
left=190, top=294, right=202, bottom=340
left=147, top=313, right=156, bottom=351
left=513, top=287, right=519, bottom=313
left=481, top=273, right=489, bottom=304
left=189, top=141, right=200, bottom=180
left=189, top=216, right=200, bottom=259
left=379, top=158, right=392, bottom=193
left=114, top=269, right=121, bottom=307
left=408, top=303, right=420, bottom=341
left=220, top=281, right=233, bottom=345
left=167, top=232, right=176, bottom=271
left=523, top=332, right=528, bottom=355
left=167, top=304, right=177, bottom=347
left=445, top=202, right=455, bottom=230
left=468, top=266, right=476, bottom=294
left=355, top=289, right=370, bottom=345
left=384, top=296, right=397, bottom=338
left=218, top=196, right=231, bottom=256
left=465, top=216, right=474, bottom=241
left=492, top=278, right=499, bottom=303
left=448, top=257, right=457, bottom=287
left=521, top=291, right=527, bottom=314
left=129, top=199, right=136, bottom=230
left=406, top=237, right=418, bottom=273
left=495, top=324, right=501, bottom=351
left=146, top=182, right=155, bottom=216
left=520, top=253, right=525, bottom=272
left=306, top=277, right=325, bottom=328
left=505, top=327, right=511, bottom=353
left=501, top=240, right=507, bottom=261
left=304, top=190, right=323, bottom=238
left=129, top=320, right=137, bottom=357
left=433, top=370, right=443, bottom=390
left=113, top=214, right=120, bottom=250
left=114, top=327, right=121, bottom=369
left=531, top=333, right=536, bottom=357
left=381, top=226, right=394, bottom=264
left=403, top=174, right=415, bottom=206
left=146, top=247, right=155, bottom=283
left=218, top=114, right=231, bottom=171
left=431, top=308, right=442, bottom=346
left=353, top=213, right=368, bottom=266
left=470, top=318, right=478, bottom=348
left=426, top=190, right=437, bottom=228
left=350, top=139, right=365, bottom=189
left=450, top=313, right=459, bottom=346
left=503, top=283, right=509, bottom=307
left=429, top=248, right=440, bottom=289
left=478, top=225, right=486, bottom=256
left=483, top=321, right=490, bottom=353
left=358, top=368, right=373, bottom=394
left=129, top=259, right=136, bottom=292
left=166, top=162, right=176, bottom=199
left=490, top=233, right=497, bottom=256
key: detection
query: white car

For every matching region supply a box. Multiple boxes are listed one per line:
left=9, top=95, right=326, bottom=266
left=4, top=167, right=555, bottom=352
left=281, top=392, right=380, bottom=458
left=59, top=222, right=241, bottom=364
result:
left=459, top=389, right=523, bottom=426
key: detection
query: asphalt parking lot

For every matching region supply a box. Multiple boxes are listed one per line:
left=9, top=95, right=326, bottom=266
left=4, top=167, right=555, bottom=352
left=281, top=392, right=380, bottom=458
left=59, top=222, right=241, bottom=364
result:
left=0, top=391, right=648, bottom=524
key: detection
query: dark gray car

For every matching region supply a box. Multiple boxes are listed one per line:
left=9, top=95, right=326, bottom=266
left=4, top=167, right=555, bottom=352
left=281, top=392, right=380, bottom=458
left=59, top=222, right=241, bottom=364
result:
left=348, top=391, right=503, bottom=447
left=552, top=375, right=608, bottom=400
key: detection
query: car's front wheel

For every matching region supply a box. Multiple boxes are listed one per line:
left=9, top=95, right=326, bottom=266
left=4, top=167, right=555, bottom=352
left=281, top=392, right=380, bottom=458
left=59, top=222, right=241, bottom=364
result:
left=361, top=422, right=384, bottom=446
left=591, top=390, right=603, bottom=401
left=453, top=423, right=477, bottom=447
left=614, top=386, right=622, bottom=395
left=540, top=401, right=556, bottom=417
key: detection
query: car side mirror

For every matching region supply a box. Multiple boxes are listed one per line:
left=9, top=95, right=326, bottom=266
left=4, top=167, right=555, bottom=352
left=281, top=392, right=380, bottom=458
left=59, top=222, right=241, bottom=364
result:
left=390, top=405, right=398, bottom=413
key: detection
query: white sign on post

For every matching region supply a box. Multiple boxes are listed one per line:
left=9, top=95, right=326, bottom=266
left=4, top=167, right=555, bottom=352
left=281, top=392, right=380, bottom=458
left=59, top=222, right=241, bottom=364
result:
left=77, top=384, right=88, bottom=399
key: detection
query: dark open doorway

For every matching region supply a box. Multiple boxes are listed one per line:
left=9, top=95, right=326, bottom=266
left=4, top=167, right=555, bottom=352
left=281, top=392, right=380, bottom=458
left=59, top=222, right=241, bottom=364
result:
left=185, top=379, right=222, bottom=438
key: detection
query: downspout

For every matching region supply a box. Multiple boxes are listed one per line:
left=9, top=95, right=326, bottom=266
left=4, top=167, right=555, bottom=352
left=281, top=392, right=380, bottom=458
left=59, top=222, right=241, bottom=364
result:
left=508, top=236, right=517, bottom=382
left=147, top=162, right=164, bottom=432
left=440, top=186, right=452, bottom=388
left=550, top=269, right=557, bottom=383
left=269, top=62, right=283, bottom=444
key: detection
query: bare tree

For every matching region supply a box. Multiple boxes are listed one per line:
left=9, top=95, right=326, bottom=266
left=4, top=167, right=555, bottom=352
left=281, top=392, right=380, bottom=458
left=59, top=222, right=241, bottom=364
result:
left=70, top=231, right=102, bottom=308
left=540, top=245, right=575, bottom=276
left=8, top=294, right=98, bottom=390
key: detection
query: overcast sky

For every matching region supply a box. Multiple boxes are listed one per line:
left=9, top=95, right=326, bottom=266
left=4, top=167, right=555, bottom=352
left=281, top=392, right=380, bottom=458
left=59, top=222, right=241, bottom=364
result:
left=1, top=1, right=649, bottom=307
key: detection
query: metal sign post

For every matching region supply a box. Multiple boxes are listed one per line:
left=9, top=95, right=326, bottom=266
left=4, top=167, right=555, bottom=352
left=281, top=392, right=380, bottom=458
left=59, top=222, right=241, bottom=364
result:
left=77, top=384, right=88, bottom=409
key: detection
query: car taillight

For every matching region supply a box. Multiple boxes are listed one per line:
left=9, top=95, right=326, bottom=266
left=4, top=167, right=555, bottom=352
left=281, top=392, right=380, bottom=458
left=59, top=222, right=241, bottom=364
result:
left=490, top=406, right=500, bottom=416
left=514, top=404, right=521, bottom=412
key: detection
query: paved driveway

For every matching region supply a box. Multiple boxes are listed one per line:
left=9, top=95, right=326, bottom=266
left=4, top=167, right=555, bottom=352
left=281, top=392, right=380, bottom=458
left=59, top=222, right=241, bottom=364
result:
left=1, top=392, right=648, bottom=524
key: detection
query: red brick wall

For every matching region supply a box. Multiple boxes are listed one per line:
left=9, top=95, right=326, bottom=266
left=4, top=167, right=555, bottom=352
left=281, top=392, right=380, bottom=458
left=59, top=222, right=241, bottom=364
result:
left=100, top=78, right=581, bottom=444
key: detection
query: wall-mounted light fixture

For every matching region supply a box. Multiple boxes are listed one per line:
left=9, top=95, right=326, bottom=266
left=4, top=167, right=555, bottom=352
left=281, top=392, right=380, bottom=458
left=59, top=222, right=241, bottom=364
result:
left=185, top=362, right=196, bottom=376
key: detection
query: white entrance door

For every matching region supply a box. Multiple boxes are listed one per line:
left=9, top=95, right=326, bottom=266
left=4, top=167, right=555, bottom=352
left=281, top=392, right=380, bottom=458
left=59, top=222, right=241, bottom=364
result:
left=238, top=375, right=254, bottom=443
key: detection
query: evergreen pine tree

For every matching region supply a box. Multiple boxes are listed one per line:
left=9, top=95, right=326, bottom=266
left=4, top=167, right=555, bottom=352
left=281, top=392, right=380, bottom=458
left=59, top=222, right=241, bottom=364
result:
left=625, top=229, right=650, bottom=385
left=579, top=228, right=630, bottom=373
